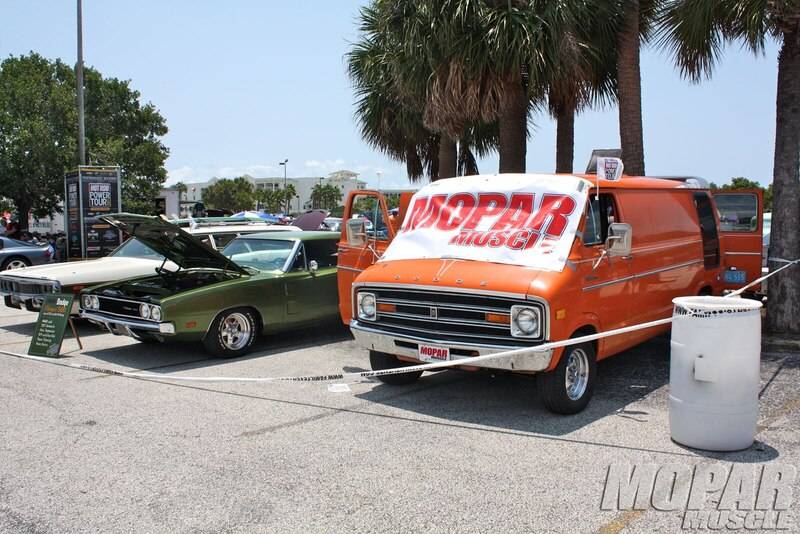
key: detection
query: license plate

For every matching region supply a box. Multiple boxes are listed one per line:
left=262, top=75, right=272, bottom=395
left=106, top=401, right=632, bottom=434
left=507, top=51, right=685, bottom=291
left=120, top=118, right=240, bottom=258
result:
left=418, top=344, right=450, bottom=362
left=724, top=270, right=747, bottom=284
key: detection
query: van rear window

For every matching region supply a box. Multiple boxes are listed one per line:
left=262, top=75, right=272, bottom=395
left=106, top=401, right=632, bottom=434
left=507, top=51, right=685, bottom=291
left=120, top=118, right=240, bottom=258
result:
left=715, top=194, right=759, bottom=232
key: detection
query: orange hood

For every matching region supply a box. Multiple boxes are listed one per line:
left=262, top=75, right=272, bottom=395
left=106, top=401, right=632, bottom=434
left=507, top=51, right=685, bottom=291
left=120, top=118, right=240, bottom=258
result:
left=355, top=258, right=566, bottom=299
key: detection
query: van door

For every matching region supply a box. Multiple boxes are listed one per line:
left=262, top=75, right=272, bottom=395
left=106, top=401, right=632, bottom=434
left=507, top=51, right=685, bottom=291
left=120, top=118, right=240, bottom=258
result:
left=578, top=193, right=634, bottom=356
left=711, top=190, right=764, bottom=292
left=337, top=191, right=396, bottom=323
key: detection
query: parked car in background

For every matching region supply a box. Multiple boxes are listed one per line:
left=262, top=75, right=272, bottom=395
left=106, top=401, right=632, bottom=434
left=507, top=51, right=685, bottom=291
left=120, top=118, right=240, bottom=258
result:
left=0, top=236, right=53, bottom=271
left=322, top=217, right=343, bottom=232
left=79, top=214, right=340, bottom=357
left=0, top=216, right=297, bottom=314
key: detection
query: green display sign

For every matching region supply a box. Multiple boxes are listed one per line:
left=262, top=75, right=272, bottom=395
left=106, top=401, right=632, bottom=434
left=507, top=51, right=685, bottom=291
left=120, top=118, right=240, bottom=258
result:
left=28, top=294, right=74, bottom=357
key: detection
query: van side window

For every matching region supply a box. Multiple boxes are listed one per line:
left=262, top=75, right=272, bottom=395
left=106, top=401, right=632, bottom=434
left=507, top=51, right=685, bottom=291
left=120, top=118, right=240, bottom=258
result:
left=693, top=193, right=720, bottom=269
left=583, top=194, right=618, bottom=246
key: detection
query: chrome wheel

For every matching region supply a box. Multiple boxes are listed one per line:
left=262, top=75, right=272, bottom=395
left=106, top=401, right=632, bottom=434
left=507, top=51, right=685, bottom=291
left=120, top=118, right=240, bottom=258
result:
left=220, top=313, right=251, bottom=351
left=565, top=348, right=589, bottom=401
left=5, top=259, right=28, bottom=270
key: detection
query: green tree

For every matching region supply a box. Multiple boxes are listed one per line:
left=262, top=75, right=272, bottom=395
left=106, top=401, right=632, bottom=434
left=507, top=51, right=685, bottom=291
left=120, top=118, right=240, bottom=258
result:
left=323, top=184, right=343, bottom=210
left=0, top=53, right=169, bottom=227
left=256, top=188, right=283, bottom=214
left=282, top=184, right=297, bottom=214
left=0, top=54, right=76, bottom=228
left=659, top=0, right=800, bottom=334
left=202, top=177, right=255, bottom=213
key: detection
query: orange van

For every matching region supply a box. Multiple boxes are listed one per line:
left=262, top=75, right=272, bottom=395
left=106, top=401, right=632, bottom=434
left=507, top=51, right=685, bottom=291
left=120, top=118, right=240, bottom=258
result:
left=337, top=173, right=762, bottom=414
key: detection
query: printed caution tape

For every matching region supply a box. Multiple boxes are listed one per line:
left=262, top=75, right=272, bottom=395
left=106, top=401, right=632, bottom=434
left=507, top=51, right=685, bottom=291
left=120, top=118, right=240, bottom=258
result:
left=0, top=259, right=797, bottom=385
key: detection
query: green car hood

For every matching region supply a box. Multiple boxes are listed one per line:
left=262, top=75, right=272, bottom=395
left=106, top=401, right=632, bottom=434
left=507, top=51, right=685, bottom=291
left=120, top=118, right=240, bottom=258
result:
left=100, top=213, right=248, bottom=275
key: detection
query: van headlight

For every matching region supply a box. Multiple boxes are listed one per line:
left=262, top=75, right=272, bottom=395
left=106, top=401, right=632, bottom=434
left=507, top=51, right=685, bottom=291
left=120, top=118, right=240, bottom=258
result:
left=511, top=305, right=541, bottom=338
left=357, top=292, right=376, bottom=321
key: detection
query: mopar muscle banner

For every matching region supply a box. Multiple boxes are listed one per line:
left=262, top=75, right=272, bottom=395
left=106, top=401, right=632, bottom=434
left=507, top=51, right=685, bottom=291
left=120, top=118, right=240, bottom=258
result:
left=380, top=174, right=590, bottom=272
left=64, top=166, right=122, bottom=259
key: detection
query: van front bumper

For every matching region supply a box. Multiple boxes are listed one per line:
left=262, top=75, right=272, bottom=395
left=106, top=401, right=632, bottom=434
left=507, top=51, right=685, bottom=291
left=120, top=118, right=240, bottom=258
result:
left=350, top=320, right=553, bottom=372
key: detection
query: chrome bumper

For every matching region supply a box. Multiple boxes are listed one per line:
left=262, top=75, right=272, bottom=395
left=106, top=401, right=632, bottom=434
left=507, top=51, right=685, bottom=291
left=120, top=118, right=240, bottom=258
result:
left=3, top=293, right=80, bottom=314
left=350, top=320, right=552, bottom=372
left=81, top=310, right=175, bottom=337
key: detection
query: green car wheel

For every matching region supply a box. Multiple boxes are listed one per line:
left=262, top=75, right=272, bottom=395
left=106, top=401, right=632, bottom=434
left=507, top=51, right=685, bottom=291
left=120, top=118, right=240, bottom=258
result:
left=203, top=308, right=259, bottom=358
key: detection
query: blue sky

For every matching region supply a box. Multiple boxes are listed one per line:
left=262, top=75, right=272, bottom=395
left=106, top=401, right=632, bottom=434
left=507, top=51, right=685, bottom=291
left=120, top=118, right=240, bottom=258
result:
left=1, top=1, right=780, bottom=189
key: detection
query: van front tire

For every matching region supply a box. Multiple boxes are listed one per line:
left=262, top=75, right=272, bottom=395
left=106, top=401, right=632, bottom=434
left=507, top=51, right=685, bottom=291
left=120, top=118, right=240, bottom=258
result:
left=537, top=342, right=596, bottom=414
left=370, top=350, right=422, bottom=385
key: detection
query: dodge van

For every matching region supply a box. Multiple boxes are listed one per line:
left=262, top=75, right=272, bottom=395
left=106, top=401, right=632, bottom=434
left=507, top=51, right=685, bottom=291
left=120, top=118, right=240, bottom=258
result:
left=337, top=173, right=762, bottom=414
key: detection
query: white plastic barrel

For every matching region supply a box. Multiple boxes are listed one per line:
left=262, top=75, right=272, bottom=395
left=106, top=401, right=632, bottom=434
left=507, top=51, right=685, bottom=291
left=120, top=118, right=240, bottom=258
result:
left=669, top=296, right=763, bottom=451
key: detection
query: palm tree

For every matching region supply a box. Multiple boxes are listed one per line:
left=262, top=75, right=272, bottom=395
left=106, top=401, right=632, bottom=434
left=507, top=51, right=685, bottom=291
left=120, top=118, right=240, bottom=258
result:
left=545, top=2, right=618, bottom=173
left=349, top=1, right=496, bottom=180
left=348, top=3, right=442, bottom=181
left=283, top=184, right=297, bottom=214
left=659, top=0, right=800, bottom=334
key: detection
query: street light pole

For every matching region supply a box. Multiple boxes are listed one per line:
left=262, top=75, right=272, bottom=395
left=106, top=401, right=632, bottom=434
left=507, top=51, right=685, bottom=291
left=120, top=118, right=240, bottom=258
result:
left=279, top=159, right=288, bottom=213
left=76, top=0, right=86, bottom=165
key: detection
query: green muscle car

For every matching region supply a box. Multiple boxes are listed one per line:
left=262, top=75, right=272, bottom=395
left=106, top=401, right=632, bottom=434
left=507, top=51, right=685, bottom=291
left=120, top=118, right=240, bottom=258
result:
left=79, top=214, right=340, bottom=357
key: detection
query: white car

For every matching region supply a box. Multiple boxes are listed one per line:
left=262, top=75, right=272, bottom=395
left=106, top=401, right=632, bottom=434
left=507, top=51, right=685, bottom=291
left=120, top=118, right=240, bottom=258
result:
left=0, top=218, right=300, bottom=314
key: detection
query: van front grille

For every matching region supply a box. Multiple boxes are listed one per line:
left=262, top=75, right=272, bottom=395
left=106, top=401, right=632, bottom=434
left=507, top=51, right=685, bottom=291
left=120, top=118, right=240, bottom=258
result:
left=357, top=286, right=546, bottom=347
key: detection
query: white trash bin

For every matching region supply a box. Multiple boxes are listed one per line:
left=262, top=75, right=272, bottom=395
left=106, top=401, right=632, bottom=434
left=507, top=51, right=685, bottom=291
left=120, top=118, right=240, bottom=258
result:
left=669, top=296, right=763, bottom=451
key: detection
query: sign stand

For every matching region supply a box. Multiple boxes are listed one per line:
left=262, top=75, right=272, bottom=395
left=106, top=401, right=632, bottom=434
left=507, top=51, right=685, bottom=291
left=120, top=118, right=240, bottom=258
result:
left=67, top=318, right=83, bottom=351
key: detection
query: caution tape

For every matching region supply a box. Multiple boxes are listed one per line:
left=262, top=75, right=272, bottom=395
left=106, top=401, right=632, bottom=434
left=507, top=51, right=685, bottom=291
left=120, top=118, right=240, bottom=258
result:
left=0, top=258, right=796, bottom=384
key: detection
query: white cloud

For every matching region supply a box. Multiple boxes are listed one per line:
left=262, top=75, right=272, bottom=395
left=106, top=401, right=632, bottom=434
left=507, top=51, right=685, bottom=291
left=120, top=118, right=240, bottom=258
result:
left=303, top=159, right=346, bottom=174
left=166, top=159, right=422, bottom=190
left=166, top=163, right=279, bottom=184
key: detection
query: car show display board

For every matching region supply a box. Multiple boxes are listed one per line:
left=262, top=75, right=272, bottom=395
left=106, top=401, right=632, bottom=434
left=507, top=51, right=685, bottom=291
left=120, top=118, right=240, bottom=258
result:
left=28, top=295, right=75, bottom=357
left=64, top=166, right=123, bottom=259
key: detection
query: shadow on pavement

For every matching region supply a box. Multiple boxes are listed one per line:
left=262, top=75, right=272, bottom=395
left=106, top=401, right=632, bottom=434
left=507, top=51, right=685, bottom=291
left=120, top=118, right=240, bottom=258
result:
left=354, top=334, right=673, bottom=437
left=1, top=317, right=108, bottom=339
left=80, top=320, right=352, bottom=373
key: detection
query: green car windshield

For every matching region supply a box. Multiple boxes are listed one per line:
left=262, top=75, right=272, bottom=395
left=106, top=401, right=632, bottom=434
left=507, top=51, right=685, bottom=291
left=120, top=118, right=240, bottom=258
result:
left=222, top=238, right=296, bottom=272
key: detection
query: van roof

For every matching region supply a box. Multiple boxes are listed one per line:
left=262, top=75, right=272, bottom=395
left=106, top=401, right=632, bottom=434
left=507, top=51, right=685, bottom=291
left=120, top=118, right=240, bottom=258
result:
left=573, top=174, right=708, bottom=191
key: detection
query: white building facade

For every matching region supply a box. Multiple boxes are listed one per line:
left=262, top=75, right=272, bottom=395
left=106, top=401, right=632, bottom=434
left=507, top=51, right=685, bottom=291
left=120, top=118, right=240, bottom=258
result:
left=182, top=170, right=367, bottom=214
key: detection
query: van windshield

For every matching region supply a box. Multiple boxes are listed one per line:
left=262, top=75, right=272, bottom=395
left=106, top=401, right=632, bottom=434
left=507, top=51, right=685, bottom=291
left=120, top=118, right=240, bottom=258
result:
left=379, top=174, right=589, bottom=272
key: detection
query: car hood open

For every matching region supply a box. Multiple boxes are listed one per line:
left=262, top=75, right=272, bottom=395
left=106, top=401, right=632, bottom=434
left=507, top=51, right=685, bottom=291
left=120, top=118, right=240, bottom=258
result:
left=100, top=213, right=248, bottom=275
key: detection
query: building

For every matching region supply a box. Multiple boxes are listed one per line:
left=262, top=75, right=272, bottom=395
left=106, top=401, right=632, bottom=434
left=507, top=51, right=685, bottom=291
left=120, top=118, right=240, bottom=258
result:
left=181, top=170, right=367, bottom=214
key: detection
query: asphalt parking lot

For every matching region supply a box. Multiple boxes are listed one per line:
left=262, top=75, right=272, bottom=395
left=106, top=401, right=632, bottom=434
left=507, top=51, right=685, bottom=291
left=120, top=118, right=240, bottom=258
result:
left=0, top=305, right=798, bottom=533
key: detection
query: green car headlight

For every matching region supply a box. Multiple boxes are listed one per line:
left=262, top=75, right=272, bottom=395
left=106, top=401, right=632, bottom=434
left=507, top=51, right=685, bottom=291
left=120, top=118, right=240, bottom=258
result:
left=150, top=305, right=162, bottom=322
left=139, top=303, right=151, bottom=320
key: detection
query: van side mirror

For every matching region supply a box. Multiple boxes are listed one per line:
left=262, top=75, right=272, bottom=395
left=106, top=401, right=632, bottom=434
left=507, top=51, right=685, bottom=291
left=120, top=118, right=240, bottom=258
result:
left=606, top=223, right=632, bottom=257
left=308, top=259, right=319, bottom=275
left=346, top=219, right=367, bottom=246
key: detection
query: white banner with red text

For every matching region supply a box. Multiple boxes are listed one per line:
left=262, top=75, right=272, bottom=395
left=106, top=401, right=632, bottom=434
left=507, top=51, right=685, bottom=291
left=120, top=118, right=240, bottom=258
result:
left=380, top=174, right=590, bottom=272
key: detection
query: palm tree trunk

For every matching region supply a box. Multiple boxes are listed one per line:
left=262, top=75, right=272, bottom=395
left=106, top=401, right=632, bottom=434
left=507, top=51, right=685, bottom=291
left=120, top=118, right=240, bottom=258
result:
left=766, top=29, right=800, bottom=334
left=498, top=76, right=527, bottom=173
left=555, top=104, right=575, bottom=173
left=438, top=135, right=457, bottom=180
left=617, top=1, right=645, bottom=176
